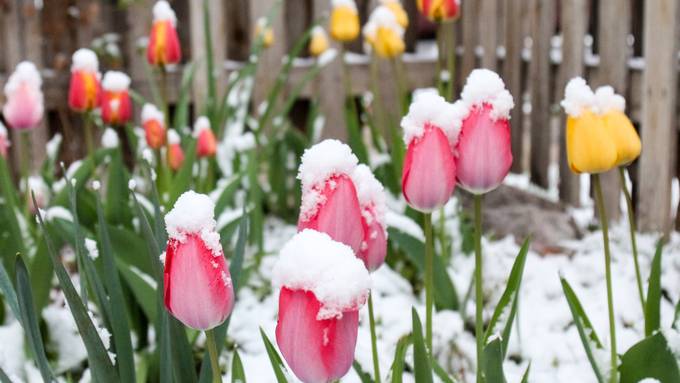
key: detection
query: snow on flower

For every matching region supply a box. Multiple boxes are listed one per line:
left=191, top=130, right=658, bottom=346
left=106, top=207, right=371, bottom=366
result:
left=458, top=68, right=514, bottom=121
left=164, top=190, right=222, bottom=257
left=101, top=127, right=119, bottom=148
left=152, top=0, right=177, bottom=25
left=84, top=238, right=99, bottom=260
left=70, top=48, right=99, bottom=74
left=401, top=91, right=466, bottom=146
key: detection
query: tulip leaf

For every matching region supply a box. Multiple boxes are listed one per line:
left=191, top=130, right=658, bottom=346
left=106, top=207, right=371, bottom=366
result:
left=14, top=255, right=54, bottom=382
left=352, top=360, right=374, bottom=383
left=411, top=308, right=433, bottom=383
left=520, top=362, right=531, bottom=383
left=29, top=235, right=56, bottom=314
left=231, top=349, right=246, bottom=383
left=174, top=61, right=198, bottom=132
left=116, top=259, right=157, bottom=322
left=0, top=365, right=11, bottom=383
left=0, top=261, right=19, bottom=325
left=483, top=237, right=530, bottom=357
left=0, top=153, right=24, bottom=274
left=168, top=139, right=197, bottom=207
left=560, top=277, right=605, bottom=383
left=619, top=332, right=680, bottom=382
left=107, top=225, right=153, bottom=274
left=260, top=328, right=289, bottom=383
left=389, top=335, right=412, bottom=383
left=481, top=337, right=506, bottom=383
left=105, top=148, right=131, bottom=226
left=431, top=356, right=457, bottom=383
left=645, top=241, right=663, bottom=337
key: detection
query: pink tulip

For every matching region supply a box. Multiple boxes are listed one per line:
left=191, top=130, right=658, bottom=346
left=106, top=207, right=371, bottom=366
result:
left=2, top=62, right=44, bottom=130
left=163, top=191, right=234, bottom=330
left=297, top=140, right=364, bottom=253
left=352, top=164, right=388, bottom=271
left=273, top=229, right=370, bottom=383
left=0, top=123, right=10, bottom=158
left=455, top=69, right=514, bottom=194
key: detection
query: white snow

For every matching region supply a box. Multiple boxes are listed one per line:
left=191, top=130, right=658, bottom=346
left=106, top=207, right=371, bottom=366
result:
left=4, top=61, right=42, bottom=95
left=351, top=164, right=387, bottom=228
left=84, top=238, right=99, bottom=260
left=593, top=85, right=625, bottom=114
left=331, top=0, right=357, bottom=10
left=152, top=0, right=177, bottom=25
left=459, top=68, right=514, bottom=121
left=92, top=180, right=101, bottom=191
left=193, top=116, right=211, bottom=136
left=70, top=49, right=99, bottom=73
left=400, top=91, right=466, bottom=146
left=128, top=179, right=137, bottom=190
left=272, top=229, right=371, bottom=320
left=141, top=103, right=164, bottom=123
left=363, top=5, right=404, bottom=46
left=46, top=133, right=62, bottom=159
left=561, top=77, right=596, bottom=117
left=101, top=127, right=119, bottom=148
left=0, top=122, right=7, bottom=137
left=318, top=48, right=338, bottom=67
left=167, top=129, right=181, bottom=145
left=164, top=190, right=223, bottom=257
left=101, top=71, right=130, bottom=92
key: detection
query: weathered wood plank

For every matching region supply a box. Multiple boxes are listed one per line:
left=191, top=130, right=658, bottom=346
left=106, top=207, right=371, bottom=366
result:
left=479, top=0, right=497, bottom=70
left=460, top=0, right=478, bottom=79
left=638, top=0, right=678, bottom=232
left=503, top=0, right=524, bottom=173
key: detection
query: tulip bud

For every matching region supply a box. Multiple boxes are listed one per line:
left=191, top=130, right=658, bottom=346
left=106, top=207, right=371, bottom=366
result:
left=329, top=0, right=360, bottom=42
left=297, top=139, right=364, bottom=253
left=163, top=191, right=235, bottom=330
left=101, top=71, right=132, bottom=126
left=401, top=92, right=463, bottom=212
left=0, top=123, right=10, bottom=158
left=594, top=86, right=641, bottom=167
left=147, top=0, right=182, bottom=66
left=254, top=17, right=274, bottom=48
left=141, top=104, right=166, bottom=149
left=2, top=61, right=44, bottom=130
left=363, top=6, right=405, bottom=58
left=417, top=0, right=460, bottom=22
left=193, top=116, right=217, bottom=158
left=68, top=49, right=101, bottom=113
left=310, top=26, right=330, bottom=57
left=273, top=229, right=370, bottom=383
left=455, top=69, right=514, bottom=194
left=167, top=130, right=185, bottom=171
left=351, top=164, right=388, bottom=271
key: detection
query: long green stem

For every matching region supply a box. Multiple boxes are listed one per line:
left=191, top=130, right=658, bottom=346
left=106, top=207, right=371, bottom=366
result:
left=618, top=167, right=645, bottom=313
left=205, top=329, right=221, bottom=383
left=368, top=292, right=381, bottom=383
left=19, top=131, right=32, bottom=220
left=83, top=112, right=94, bottom=159
left=473, top=195, right=483, bottom=383
left=593, top=174, right=618, bottom=383
left=423, top=213, right=434, bottom=352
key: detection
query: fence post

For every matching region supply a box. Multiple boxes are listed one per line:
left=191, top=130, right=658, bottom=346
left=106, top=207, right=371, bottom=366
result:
left=557, top=0, right=588, bottom=206
left=189, top=0, right=227, bottom=114
left=528, top=0, right=555, bottom=188
left=637, top=0, right=678, bottom=233
left=503, top=0, right=524, bottom=173
left=126, top=0, right=154, bottom=101
left=479, top=0, right=497, bottom=71
left=460, top=0, right=478, bottom=80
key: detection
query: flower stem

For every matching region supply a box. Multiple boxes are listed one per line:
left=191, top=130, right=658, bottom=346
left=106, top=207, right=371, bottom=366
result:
left=473, top=194, right=484, bottom=383
left=618, top=167, right=645, bottom=312
left=593, top=174, right=618, bottom=383
left=205, top=329, right=221, bottom=383
left=368, top=292, right=381, bottom=383
left=83, top=111, right=94, bottom=159
left=423, top=212, right=434, bottom=352
left=19, top=130, right=31, bottom=220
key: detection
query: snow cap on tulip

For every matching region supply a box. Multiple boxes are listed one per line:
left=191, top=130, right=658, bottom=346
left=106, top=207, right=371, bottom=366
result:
left=101, top=71, right=132, bottom=125
left=71, top=48, right=100, bottom=73
left=561, top=77, right=596, bottom=118
left=68, top=49, right=101, bottom=112
left=3, top=61, right=44, bottom=130
left=329, top=0, right=360, bottom=42
left=363, top=5, right=405, bottom=58
left=401, top=90, right=465, bottom=147
left=417, top=0, right=460, bottom=22
left=101, top=128, right=119, bottom=149
left=165, top=190, right=221, bottom=255
left=147, top=0, right=181, bottom=66
left=167, top=129, right=184, bottom=171
left=152, top=0, right=177, bottom=25
left=381, top=0, right=409, bottom=28
left=273, top=229, right=371, bottom=320
left=102, top=71, right=131, bottom=92
left=458, top=68, right=514, bottom=121
left=141, top=103, right=166, bottom=149
left=310, top=26, right=330, bottom=57
left=141, top=103, right=164, bottom=124
left=254, top=17, right=274, bottom=48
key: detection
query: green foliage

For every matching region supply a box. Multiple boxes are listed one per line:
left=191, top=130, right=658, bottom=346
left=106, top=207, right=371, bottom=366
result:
left=619, top=332, right=680, bottom=382
left=645, top=242, right=663, bottom=336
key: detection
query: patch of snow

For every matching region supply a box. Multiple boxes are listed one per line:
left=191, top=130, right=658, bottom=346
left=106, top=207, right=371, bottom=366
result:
left=141, top=103, right=163, bottom=123
left=331, top=0, right=357, bottom=10
left=101, top=71, right=130, bottom=92
left=165, top=190, right=223, bottom=257
left=70, top=49, right=99, bottom=73
left=401, top=91, right=466, bottom=146
left=101, top=127, right=119, bottom=148
left=152, top=0, right=177, bottom=25
left=84, top=238, right=99, bottom=260
left=459, top=68, right=514, bottom=121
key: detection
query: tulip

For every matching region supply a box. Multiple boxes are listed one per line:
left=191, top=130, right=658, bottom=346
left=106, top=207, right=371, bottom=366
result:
left=351, top=164, right=387, bottom=271
left=2, top=61, right=44, bottom=130
left=401, top=92, right=462, bottom=212
left=167, top=130, right=185, bottom=171
left=147, top=0, right=182, bottom=66
left=0, top=122, right=9, bottom=158
left=297, top=139, right=363, bottom=253
left=329, top=0, right=360, bottom=42
left=68, top=49, right=101, bottom=113
left=595, top=86, right=641, bottom=167
left=364, top=6, right=405, bottom=59
left=417, top=0, right=460, bottom=22
left=455, top=69, right=514, bottom=194
left=273, top=229, right=370, bottom=383
left=141, top=103, right=166, bottom=149
left=310, top=26, right=330, bottom=57
left=381, top=0, right=409, bottom=28
left=101, top=71, right=132, bottom=126
left=163, top=191, right=234, bottom=330
left=193, top=117, right=217, bottom=158
left=254, top=17, right=274, bottom=48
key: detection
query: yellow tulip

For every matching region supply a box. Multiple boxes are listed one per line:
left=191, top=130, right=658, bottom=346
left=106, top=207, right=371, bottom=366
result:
left=383, top=0, right=409, bottom=28
left=330, top=5, right=360, bottom=42
left=255, top=19, right=274, bottom=48
left=566, top=111, right=618, bottom=174
left=309, top=27, right=330, bottom=57
left=601, top=110, right=641, bottom=166
left=372, top=26, right=405, bottom=58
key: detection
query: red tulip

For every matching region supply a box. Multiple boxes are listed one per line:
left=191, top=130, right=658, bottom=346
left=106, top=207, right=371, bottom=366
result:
left=297, top=140, right=365, bottom=253
left=101, top=71, right=132, bottom=126
left=68, top=49, right=101, bottom=112
left=194, top=117, right=217, bottom=158
left=401, top=92, right=462, bottom=212
left=455, top=69, right=514, bottom=194
left=352, top=164, right=388, bottom=271
left=141, top=104, right=166, bottom=149
left=147, top=1, right=182, bottom=66
left=167, top=130, right=184, bottom=171
left=163, top=191, right=234, bottom=330
left=273, top=229, right=370, bottom=383
left=417, top=0, right=460, bottom=22
left=3, top=62, right=44, bottom=130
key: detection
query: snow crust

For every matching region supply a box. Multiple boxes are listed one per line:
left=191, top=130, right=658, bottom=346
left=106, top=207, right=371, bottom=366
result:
left=71, top=49, right=99, bottom=73
left=152, top=0, right=177, bottom=25
left=101, top=71, right=130, bottom=92
left=332, top=0, right=357, bottom=10
left=459, top=68, right=514, bottom=121
left=141, top=103, right=163, bottom=123
left=351, top=164, right=386, bottom=228
left=561, top=77, right=626, bottom=117
left=164, top=190, right=222, bottom=257
left=401, top=91, right=466, bottom=146
left=4, top=62, right=42, bottom=95
left=101, top=128, right=119, bottom=148
left=193, top=116, right=211, bottom=136
left=167, top=129, right=181, bottom=145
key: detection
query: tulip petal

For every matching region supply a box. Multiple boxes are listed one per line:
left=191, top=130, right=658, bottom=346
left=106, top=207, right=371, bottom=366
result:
left=566, top=112, right=618, bottom=174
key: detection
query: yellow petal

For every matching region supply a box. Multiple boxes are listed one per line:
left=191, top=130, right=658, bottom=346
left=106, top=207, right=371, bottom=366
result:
left=374, top=27, right=405, bottom=58
left=330, top=6, right=360, bottom=42
left=385, top=2, right=409, bottom=28
left=566, top=112, right=618, bottom=174
left=601, top=111, right=641, bottom=166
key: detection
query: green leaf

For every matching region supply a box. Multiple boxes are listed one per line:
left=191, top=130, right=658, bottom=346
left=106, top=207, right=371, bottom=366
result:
left=645, top=241, right=663, bottom=336
left=519, top=362, right=531, bottom=383
left=388, top=227, right=459, bottom=310
left=105, top=148, right=131, bottom=226
left=431, top=357, right=457, bottom=383
left=14, top=256, right=53, bottom=382
left=484, top=238, right=530, bottom=357
left=231, top=349, right=246, bottom=383
left=96, top=197, right=136, bottom=382
left=34, top=204, right=118, bottom=383
left=260, top=328, right=289, bottom=383
left=411, top=308, right=433, bottom=383
left=389, top=335, right=412, bottom=383
left=0, top=262, right=20, bottom=324
left=620, top=332, right=680, bottom=383
left=560, top=277, right=605, bottom=383
left=352, top=360, right=374, bottom=383
left=214, top=174, right=243, bottom=216
left=0, top=154, right=25, bottom=273
left=116, top=260, right=157, bottom=322
left=29, top=237, right=55, bottom=313
left=168, top=140, right=197, bottom=207
left=107, top=226, right=153, bottom=274
left=0, top=365, right=11, bottom=383
left=481, top=337, right=506, bottom=383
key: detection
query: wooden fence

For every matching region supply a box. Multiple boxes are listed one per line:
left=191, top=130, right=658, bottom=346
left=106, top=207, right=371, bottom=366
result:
left=0, top=0, right=678, bottom=233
